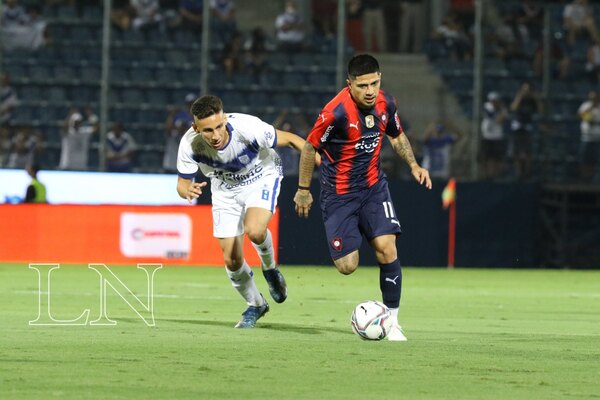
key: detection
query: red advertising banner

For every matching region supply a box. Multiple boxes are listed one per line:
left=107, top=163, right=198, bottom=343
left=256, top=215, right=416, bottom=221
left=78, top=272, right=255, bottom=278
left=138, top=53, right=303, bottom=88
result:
left=0, top=204, right=279, bottom=266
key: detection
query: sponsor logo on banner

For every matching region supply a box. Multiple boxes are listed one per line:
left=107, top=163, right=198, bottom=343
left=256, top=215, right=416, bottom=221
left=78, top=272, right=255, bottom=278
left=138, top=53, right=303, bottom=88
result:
left=120, top=213, right=192, bottom=259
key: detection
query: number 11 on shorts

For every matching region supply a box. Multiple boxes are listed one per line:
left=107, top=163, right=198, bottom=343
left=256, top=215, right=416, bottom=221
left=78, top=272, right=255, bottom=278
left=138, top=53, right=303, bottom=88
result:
left=382, top=201, right=395, bottom=219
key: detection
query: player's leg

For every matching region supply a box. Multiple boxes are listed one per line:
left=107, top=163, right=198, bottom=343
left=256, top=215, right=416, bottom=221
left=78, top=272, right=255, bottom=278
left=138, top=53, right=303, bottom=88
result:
left=370, top=235, right=406, bottom=341
left=321, top=190, right=363, bottom=274
left=244, top=176, right=287, bottom=303
left=332, top=250, right=360, bottom=275
left=219, top=235, right=269, bottom=328
left=361, top=180, right=406, bottom=341
left=213, top=191, right=268, bottom=328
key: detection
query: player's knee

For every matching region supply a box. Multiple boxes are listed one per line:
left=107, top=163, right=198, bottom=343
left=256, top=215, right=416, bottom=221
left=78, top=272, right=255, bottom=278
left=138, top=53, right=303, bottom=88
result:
left=223, top=256, right=243, bottom=270
left=336, top=262, right=358, bottom=275
left=377, top=248, right=397, bottom=264
left=245, top=226, right=266, bottom=244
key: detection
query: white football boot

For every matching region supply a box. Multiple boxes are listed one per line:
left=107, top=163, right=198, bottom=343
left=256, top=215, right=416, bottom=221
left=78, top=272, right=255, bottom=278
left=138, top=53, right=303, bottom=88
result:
left=387, top=324, right=408, bottom=341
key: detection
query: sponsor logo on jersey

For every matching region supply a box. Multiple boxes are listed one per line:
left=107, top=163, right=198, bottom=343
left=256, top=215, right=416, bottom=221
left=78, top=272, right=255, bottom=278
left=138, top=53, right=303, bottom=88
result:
left=321, top=125, right=334, bottom=143
left=354, top=132, right=381, bottom=153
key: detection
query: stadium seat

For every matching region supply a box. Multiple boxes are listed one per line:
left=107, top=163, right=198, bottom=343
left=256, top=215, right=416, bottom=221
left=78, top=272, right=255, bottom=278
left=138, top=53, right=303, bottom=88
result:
left=121, top=89, right=145, bottom=104
left=46, top=87, right=68, bottom=102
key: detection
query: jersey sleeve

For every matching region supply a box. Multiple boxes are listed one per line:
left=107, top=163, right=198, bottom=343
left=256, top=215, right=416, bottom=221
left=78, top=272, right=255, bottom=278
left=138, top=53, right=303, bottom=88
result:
left=253, top=118, right=277, bottom=149
left=386, top=98, right=403, bottom=138
left=176, top=136, right=199, bottom=179
left=306, top=110, right=336, bottom=149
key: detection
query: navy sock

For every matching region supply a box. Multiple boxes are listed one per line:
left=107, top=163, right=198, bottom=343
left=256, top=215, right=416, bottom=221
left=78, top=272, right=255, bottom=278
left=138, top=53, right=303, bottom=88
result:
left=379, top=259, right=401, bottom=309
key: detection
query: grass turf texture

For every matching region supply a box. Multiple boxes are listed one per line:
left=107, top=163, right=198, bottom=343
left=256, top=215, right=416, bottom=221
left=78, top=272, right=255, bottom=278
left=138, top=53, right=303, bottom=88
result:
left=1, top=264, right=599, bottom=400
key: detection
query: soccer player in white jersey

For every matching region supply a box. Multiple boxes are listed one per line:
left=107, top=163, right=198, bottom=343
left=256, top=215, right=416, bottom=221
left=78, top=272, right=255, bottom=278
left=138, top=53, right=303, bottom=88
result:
left=176, top=95, right=313, bottom=328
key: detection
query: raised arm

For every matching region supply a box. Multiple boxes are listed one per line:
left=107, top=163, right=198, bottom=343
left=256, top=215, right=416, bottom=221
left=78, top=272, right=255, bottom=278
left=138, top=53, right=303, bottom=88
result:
left=388, top=133, right=432, bottom=189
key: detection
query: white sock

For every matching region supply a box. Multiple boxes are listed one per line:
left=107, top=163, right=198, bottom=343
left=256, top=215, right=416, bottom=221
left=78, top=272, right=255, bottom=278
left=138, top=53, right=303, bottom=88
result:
left=251, top=229, right=276, bottom=270
left=389, top=307, right=399, bottom=326
left=226, top=262, right=263, bottom=306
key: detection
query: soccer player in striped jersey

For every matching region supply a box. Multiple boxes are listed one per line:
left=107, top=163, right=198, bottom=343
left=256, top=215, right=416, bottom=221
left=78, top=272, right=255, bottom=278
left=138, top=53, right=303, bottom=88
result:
left=294, top=54, right=432, bottom=341
left=177, top=95, right=313, bottom=328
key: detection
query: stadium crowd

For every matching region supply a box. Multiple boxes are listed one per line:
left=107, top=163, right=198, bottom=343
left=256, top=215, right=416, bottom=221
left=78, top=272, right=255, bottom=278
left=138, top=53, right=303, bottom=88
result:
left=1, top=0, right=599, bottom=182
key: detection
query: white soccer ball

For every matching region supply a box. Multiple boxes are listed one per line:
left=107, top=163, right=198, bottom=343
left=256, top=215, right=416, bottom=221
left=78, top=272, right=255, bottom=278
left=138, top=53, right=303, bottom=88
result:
left=351, top=300, right=393, bottom=340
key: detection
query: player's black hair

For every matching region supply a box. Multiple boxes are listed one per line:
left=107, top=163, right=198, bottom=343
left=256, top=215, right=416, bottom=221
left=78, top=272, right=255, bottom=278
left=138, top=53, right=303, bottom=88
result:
left=347, top=54, right=380, bottom=79
left=190, top=95, right=224, bottom=119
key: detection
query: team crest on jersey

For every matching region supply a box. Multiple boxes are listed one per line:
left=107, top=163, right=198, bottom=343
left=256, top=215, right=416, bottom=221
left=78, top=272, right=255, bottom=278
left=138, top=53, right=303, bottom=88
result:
left=365, top=115, right=375, bottom=128
left=239, top=155, right=250, bottom=164
left=331, top=237, right=343, bottom=252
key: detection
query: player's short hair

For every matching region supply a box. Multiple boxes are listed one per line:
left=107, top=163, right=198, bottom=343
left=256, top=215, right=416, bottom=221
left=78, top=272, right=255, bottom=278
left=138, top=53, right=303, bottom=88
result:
left=347, top=54, right=380, bottom=79
left=190, top=95, right=223, bottom=119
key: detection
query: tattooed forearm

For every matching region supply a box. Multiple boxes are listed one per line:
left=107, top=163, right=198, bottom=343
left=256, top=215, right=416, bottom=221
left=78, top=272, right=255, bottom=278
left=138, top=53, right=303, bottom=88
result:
left=298, top=142, right=316, bottom=187
left=391, top=133, right=418, bottom=168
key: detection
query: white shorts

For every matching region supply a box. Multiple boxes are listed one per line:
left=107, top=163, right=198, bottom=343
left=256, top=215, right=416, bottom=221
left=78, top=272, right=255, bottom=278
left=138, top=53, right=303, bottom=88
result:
left=211, top=174, right=282, bottom=238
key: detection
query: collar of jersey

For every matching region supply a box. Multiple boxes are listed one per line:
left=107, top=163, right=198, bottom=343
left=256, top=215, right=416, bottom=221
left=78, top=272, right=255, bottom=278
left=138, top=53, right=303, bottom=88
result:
left=219, top=122, right=234, bottom=151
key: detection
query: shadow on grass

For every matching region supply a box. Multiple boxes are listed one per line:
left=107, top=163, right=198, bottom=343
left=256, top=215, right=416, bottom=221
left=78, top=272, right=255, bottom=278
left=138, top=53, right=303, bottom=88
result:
left=156, top=318, right=350, bottom=335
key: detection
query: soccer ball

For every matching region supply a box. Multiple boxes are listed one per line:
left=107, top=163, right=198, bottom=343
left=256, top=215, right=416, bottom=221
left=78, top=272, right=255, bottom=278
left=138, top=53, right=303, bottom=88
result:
left=351, top=300, right=393, bottom=340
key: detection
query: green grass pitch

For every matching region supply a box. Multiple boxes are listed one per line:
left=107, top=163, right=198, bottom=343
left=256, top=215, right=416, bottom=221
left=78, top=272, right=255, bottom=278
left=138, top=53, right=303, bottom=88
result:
left=1, top=263, right=599, bottom=399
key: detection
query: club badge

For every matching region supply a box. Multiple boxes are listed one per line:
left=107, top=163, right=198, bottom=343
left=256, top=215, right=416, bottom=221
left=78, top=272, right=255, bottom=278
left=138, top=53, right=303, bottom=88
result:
left=365, top=115, right=375, bottom=128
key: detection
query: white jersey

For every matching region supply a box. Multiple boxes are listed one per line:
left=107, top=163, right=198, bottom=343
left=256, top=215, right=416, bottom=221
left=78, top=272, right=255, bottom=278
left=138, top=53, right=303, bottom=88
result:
left=177, top=113, right=283, bottom=191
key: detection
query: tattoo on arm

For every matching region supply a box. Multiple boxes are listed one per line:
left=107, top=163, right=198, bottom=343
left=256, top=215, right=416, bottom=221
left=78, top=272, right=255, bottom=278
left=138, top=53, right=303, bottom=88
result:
left=392, top=133, right=418, bottom=168
left=298, top=142, right=316, bottom=187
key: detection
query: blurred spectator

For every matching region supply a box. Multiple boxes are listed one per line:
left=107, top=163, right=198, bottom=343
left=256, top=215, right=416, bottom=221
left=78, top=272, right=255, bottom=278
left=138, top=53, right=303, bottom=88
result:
left=533, top=36, right=570, bottom=80
left=510, top=81, right=543, bottom=181
left=23, top=163, right=47, bottom=203
left=577, top=91, right=600, bottom=181
left=586, top=38, right=600, bottom=84
left=275, top=1, right=305, bottom=52
left=563, top=0, right=599, bottom=46
left=432, top=14, right=472, bottom=61
left=179, top=0, right=203, bottom=31
left=243, top=27, right=272, bottom=82
left=106, top=122, right=136, bottom=173
left=481, top=92, right=508, bottom=180
left=211, top=0, right=236, bottom=43
left=400, top=0, right=425, bottom=54
left=111, top=0, right=133, bottom=30
left=1, top=0, right=47, bottom=51
left=272, top=109, right=309, bottom=176
left=5, top=126, right=43, bottom=169
left=312, top=0, right=337, bottom=39
left=493, top=12, right=529, bottom=62
left=222, top=31, right=244, bottom=79
left=59, top=108, right=98, bottom=170
left=346, top=0, right=364, bottom=51
left=0, top=126, right=10, bottom=166
left=1, top=73, right=18, bottom=127
left=362, top=0, right=386, bottom=52
left=515, top=0, right=543, bottom=40
left=450, top=0, right=474, bottom=31
left=421, top=120, right=462, bottom=180
left=163, top=93, right=194, bottom=173
left=130, top=0, right=163, bottom=30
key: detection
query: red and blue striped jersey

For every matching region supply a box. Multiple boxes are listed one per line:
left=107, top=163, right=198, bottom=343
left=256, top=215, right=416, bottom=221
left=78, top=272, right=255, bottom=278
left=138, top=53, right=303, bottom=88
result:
left=307, top=87, right=404, bottom=194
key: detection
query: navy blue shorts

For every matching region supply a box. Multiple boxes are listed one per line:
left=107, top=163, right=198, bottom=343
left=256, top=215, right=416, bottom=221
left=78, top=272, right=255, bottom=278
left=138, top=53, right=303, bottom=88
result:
left=319, top=179, right=402, bottom=260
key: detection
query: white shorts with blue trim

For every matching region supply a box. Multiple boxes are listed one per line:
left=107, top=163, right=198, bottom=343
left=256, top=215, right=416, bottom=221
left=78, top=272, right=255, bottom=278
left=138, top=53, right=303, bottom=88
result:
left=211, top=174, right=282, bottom=238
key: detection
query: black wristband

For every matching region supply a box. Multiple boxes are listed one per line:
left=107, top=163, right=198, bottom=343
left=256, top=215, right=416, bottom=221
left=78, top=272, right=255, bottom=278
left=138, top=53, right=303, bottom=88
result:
left=298, top=185, right=310, bottom=191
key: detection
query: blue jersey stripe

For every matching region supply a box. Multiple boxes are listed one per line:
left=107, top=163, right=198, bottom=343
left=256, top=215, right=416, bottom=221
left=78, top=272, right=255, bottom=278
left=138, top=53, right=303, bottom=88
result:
left=178, top=171, right=196, bottom=179
left=192, top=140, right=260, bottom=172
left=270, top=177, right=280, bottom=212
